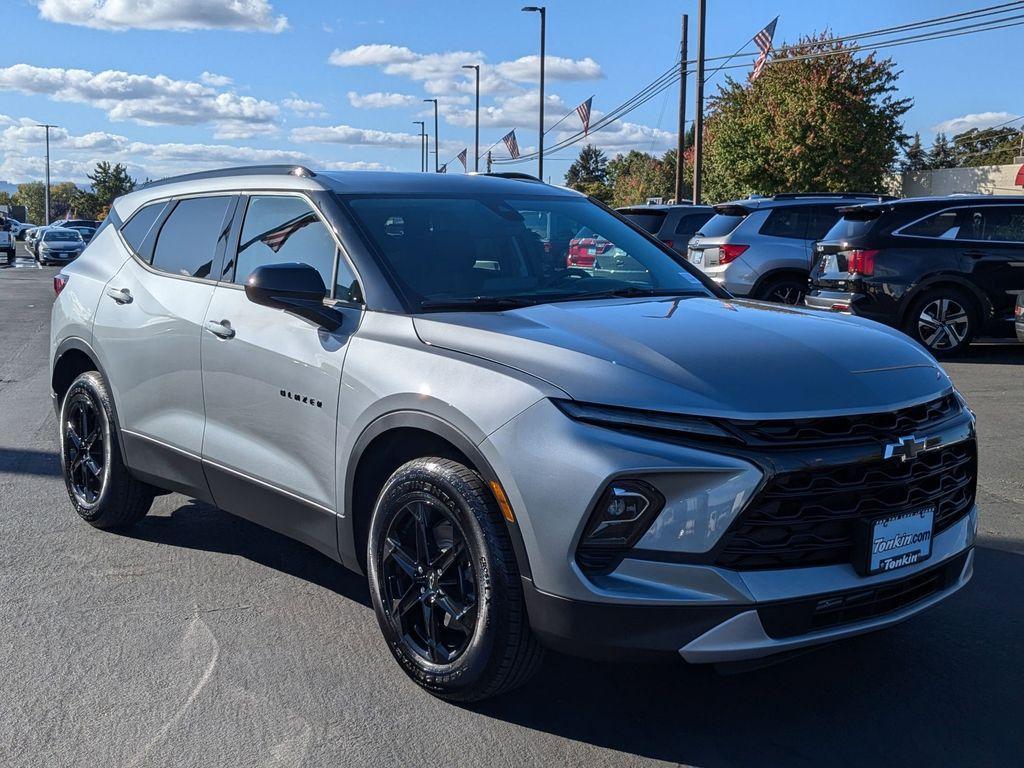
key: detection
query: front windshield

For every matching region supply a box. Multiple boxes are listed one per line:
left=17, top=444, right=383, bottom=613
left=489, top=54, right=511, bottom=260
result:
left=44, top=230, right=81, bottom=242
left=343, top=194, right=715, bottom=310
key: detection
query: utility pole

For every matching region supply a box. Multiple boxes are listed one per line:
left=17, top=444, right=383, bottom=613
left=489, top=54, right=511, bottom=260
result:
left=423, top=99, right=439, bottom=172
left=522, top=6, right=546, bottom=180
left=462, top=64, right=481, bottom=172
left=37, top=123, right=58, bottom=224
left=674, top=15, right=688, bottom=204
left=413, top=121, right=425, bottom=171
left=692, top=0, right=706, bottom=204
left=487, top=151, right=493, bottom=173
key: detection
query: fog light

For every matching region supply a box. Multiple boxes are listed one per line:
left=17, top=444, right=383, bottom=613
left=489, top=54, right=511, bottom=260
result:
left=576, top=480, right=664, bottom=573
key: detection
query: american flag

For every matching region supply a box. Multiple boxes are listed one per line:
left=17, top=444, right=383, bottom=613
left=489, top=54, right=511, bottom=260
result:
left=457, top=148, right=468, bottom=171
left=576, top=97, right=593, bottom=136
left=501, top=129, right=520, bottom=159
left=749, top=17, right=778, bottom=82
left=253, top=212, right=317, bottom=253
left=439, top=163, right=447, bottom=174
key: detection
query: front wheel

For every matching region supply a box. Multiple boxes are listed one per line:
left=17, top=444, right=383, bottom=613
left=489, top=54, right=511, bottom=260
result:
left=904, top=289, right=977, bottom=357
left=757, top=275, right=807, bottom=305
left=367, top=458, right=542, bottom=702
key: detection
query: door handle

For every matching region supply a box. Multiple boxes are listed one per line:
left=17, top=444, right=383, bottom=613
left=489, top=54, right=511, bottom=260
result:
left=105, top=287, right=133, bottom=304
left=205, top=319, right=235, bottom=339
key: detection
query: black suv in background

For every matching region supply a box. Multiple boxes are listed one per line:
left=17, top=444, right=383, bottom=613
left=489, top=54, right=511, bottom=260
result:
left=806, top=196, right=1024, bottom=356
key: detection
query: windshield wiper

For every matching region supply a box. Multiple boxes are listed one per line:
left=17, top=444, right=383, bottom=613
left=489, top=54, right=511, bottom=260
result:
left=419, top=296, right=540, bottom=312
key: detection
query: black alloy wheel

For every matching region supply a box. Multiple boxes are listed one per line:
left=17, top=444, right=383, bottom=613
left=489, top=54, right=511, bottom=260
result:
left=380, top=497, right=477, bottom=664
left=63, top=389, right=109, bottom=506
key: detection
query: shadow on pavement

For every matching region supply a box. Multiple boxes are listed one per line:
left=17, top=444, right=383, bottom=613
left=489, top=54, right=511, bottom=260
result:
left=0, top=447, right=62, bottom=476
left=472, top=544, right=1024, bottom=766
left=949, top=342, right=1023, bottom=365
left=124, top=499, right=372, bottom=608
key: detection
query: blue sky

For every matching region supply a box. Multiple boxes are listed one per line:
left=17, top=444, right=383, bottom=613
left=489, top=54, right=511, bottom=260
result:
left=0, top=0, right=1020, bottom=185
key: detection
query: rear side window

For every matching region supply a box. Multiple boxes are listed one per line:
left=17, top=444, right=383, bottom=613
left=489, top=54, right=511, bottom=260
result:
left=674, top=212, right=714, bottom=237
left=120, top=202, right=166, bottom=254
left=958, top=206, right=1024, bottom=243
left=760, top=207, right=809, bottom=239
left=823, top=214, right=879, bottom=241
left=804, top=206, right=843, bottom=240
left=151, top=196, right=234, bottom=279
left=231, top=195, right=344, bottom=292
left=697, top=213, right=744, bottom=237
left=621, top=211, right=667, bottom=234
left=899, top=210, right=961, bottom=239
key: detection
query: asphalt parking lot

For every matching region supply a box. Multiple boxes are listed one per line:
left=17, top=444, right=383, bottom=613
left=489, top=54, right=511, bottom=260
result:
left=1, top=250, right=1022, bottom=768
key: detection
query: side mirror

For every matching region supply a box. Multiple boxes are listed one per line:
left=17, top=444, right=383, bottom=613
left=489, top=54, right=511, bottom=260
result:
left=244, top=263, right=342, bottom=331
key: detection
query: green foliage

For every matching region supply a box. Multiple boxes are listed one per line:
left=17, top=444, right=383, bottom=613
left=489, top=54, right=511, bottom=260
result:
left=565, top=144, right=611, bottom=201
left=605, top=149, right=688, bottom=207
left=927, top=133, right=957, bottom=169
left=88, top=161, right=136, bottom=206
left=702, top=33, right=911, bottom=202
left=901, top=133, right=928, bottom=173
left=950, top=126, right=1021, bottom=167
left=14, top=181, right=78, bottom=224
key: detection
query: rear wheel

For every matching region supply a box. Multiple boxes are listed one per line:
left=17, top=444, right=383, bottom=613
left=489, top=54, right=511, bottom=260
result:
left=367, top=457, right=542, bottom=702
left=59, top=371, right=155, bottom=530
left=904, top=289, right=977, bottom=357
left=757, top=275, right=807, bottom=305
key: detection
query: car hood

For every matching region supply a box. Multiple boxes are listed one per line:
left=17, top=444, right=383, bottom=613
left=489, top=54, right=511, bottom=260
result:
left=412, top=297, right=952, bottom=419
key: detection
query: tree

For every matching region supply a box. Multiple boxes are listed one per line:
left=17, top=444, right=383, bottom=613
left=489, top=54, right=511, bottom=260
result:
left=901, top=133, right=928, bottom=173
left=951, top=126, right=1021, bottom=167
left=14, top=181, right=80, bottom=223
left=565, top=144, right=611, bottom=201
left=701, top=33, right=911, bottom=202
left=88, top=161, right=136, bottom=207
left=927, top=133, right=956, bottom=169
left=606, top=150, right=674, bottom=208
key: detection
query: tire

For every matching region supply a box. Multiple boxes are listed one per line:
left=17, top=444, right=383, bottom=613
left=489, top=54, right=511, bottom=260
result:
left=756, top=275, right=807, bottom=305
left=903, top=288, right=978, bottom=358
left=58, top=371, right=155, bottom=530
left=367, top=457, right=542, bottom=702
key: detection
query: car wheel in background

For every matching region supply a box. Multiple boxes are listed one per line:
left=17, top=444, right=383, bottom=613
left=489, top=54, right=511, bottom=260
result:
left=757, top=275, right=807, bottom=305
left=904, top=288, right=977, bottom=358
left=59, top=371, right=155, bottom=530
left=367, top=457, right=542, bottom=702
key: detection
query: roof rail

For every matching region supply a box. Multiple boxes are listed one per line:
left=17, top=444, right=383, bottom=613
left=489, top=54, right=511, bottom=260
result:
left=769, top=192, right=895, bottom=200
left=480, top=171, right=544, bottom=183
left=139, top=164, right=317, bottom=191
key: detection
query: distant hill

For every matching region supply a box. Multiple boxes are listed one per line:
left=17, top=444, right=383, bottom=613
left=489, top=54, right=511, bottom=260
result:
left=0, top=181, right=17, bottom=195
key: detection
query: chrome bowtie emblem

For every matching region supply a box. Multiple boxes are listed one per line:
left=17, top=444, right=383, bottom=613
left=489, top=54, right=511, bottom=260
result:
left=883, top=434, right=941, bottom=462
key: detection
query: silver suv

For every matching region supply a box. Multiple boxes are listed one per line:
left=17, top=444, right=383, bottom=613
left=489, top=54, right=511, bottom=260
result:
left=687, top=193, right=891, bottom=304
left=50, top=167, right=977, bottom=701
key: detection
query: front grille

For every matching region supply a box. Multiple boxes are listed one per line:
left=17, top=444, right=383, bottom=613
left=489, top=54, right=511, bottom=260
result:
left=726, top=393, right=961, bottom=446
left=716, top=441, right=976, bottom=570
left=758, top=550, right=969, bottom=639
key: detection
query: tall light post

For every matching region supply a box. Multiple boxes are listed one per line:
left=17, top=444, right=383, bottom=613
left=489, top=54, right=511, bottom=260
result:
left=521, top=6, right=546, bottom=181
left=36, top=123, right=58, bottom=224
left=462, top=64, right=481, bottom=172
left=423, top=98, right=439, bottom=172
left=412, top=120, right=426, bottom=172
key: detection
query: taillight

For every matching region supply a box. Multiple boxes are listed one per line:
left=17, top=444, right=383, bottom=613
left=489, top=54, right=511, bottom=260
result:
left=719, top=244, right=749, bottom=265
left=53, top=273, right=69, bottom=296
left=1016, top=303, right=1023, bottom=319
left=661, top=239, right=675, bottom=249
left=847, top=249, right=879, bottom=276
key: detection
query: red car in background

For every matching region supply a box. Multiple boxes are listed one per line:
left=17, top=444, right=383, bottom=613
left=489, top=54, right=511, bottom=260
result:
left=567, top=228, right=613, bottom=268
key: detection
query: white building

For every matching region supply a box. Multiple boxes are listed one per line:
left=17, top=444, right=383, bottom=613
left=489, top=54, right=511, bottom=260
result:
left=894, top=162, right=1024, bottom=197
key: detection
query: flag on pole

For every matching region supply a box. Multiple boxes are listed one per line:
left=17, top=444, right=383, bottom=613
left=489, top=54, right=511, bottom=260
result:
left=439, top=163, right=448, bottom=174
left=457, top=148, right=468, bottom=171
left=576, top=97, right=593, bottom=136
left=749, top=18, right=777, bottom=82
left=501, top=129, right=520, bottom=159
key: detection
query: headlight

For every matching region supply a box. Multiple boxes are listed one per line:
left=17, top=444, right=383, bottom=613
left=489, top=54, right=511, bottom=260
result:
left=553, top=399, right=738, bottom=442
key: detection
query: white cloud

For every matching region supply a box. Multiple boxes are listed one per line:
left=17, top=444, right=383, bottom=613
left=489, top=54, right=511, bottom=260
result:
left=347, top=91, right=418, bottom=109
left=0, top=118, right=390, bottom=182
left=445, top=90, right=569, bottom=130
left=930, top=111, right=1019, bottom=135
left=495, top=56, right=603, bottom=83
left=34, top=0, right=288, bottom=32
left=282, top=97, right=326, bottom=117
left=290, top=123, right=421, bottom=149
left=200, top=71, right=233, bottom=87
left=0, top=63, right=279, bottom=136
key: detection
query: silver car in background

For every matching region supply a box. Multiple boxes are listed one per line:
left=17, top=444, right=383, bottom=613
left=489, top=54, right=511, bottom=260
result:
left=50, top=167, right=976, bottom=702
left=37, top=227, right=86, bottom=265
left=687, top=193, right=891, bottom=304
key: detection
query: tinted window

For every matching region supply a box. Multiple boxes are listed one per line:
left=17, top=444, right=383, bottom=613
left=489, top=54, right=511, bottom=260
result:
left=804, top=206, right=843, bottom=240
left=674, top=212, right=714, bottom=237
left=621, top=212, right=667, bottom=234
left=823, top=214, right=879, bottom=241
left=345, top=194, right=710, bottom=309
left=900, top=210, right=960, bottom=239
left=120, top=202, right=165, bottom=254
left=44, top=230, right=81, bottom=242
left=958, top=206, right=1024, bottom=243
left=760, top=207, right=809, bottom=239
left=697, top=213, right=744, bottom=237
left=231, top=196, right=338, bottom=290
left=151, top=196, right=233, bottom=279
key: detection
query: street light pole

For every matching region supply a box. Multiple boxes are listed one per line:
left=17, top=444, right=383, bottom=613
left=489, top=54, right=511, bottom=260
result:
left=36, top=123, right=58, bottom=225
left=462, top=64, right=480, bottom=172
left=423, top=99, right=439, bottom=172
left=522, top=6, right=546, bottom=181
left=674, top=15, right=688, bottom=204
left=413, top=121, right=425, bottom=172
left=693, top=0, right=706, bottom=204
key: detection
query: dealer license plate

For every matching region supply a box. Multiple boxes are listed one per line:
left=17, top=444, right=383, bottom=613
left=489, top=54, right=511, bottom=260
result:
left=862, top=507, right=934, bottom=575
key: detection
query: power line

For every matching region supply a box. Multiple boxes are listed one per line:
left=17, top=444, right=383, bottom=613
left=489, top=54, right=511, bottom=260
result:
left=495, top=2, right=1024, bottom=164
